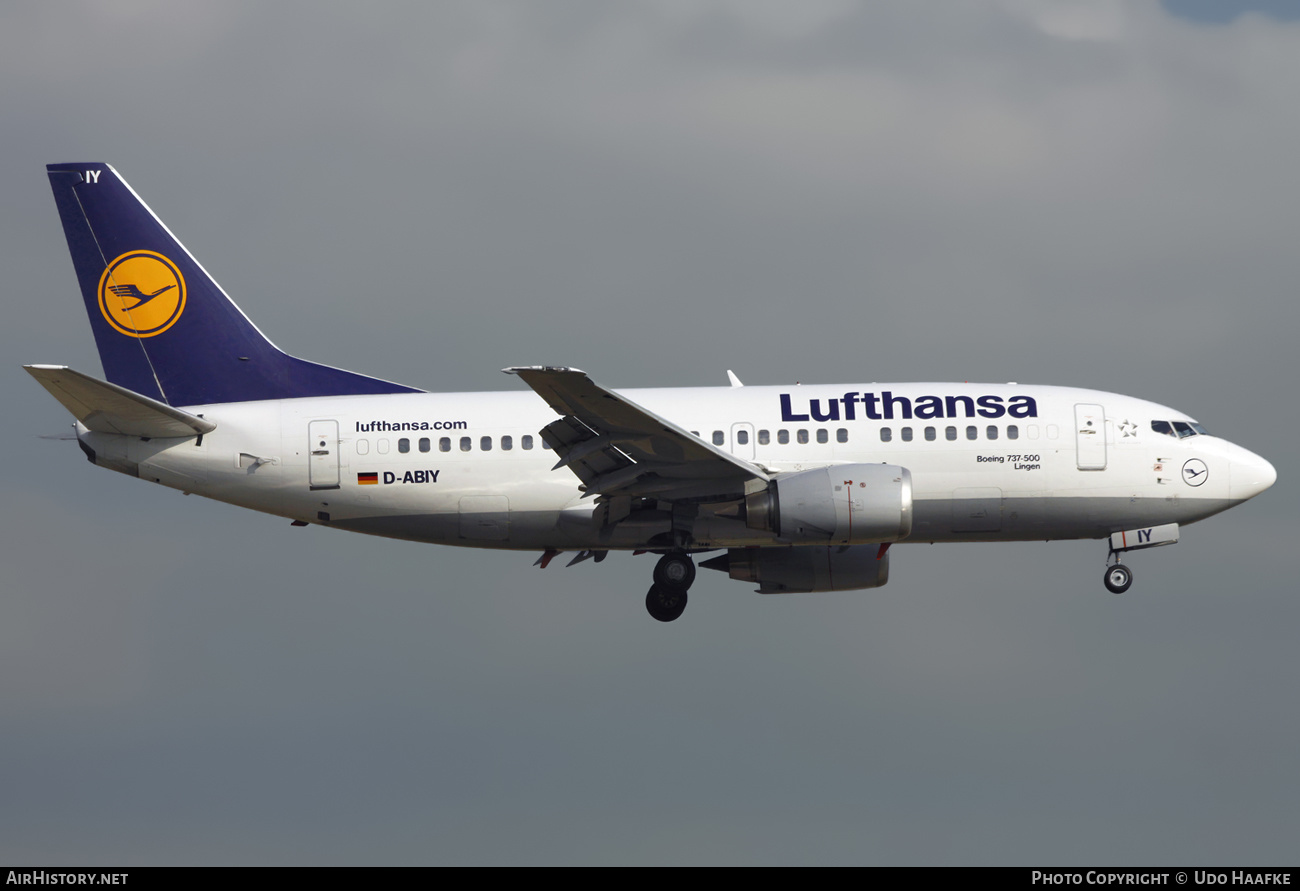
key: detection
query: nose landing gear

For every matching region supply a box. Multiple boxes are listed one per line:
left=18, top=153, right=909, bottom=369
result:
left=1102, top=523, right=1178, bottom=594
left=646, top=552, right=696, bottom=622
left=1103, top=562, right=1133, bottom=594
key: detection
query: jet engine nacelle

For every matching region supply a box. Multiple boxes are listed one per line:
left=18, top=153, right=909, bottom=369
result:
left=745, top=463, right=912, bottom=544
left=706, top=545, right=891, bottom=594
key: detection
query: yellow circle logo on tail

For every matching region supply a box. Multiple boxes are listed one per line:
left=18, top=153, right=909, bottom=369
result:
left=97, top=251, right=186, bottom=337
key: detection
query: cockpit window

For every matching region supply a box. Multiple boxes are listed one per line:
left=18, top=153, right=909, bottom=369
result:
left=1152, top=419, right=1209, bottom=439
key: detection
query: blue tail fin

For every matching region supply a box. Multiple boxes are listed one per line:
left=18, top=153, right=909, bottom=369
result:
left=46, top=163, right=420, bottom=406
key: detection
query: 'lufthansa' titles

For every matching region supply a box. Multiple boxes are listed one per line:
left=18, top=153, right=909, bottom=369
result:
left=780, top=391, right=1038, bottom=422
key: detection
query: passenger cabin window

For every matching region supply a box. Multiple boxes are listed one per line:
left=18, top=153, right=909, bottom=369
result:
left=797, top=429, right=809, bottom=444
left=480, top=436, right=492, bottom=451
left=817, top=429, right=828, bottom=444
left=398, top=438, right=410, bottom=453
left=736, top=430, right=749, bottom=445
left=1007, top=425, right=1019, bottom=440
left=419, top=437, right=431, bottom=453
left=758, top=430, right=770, bottom=445
left=440, top=437, right=451, bottom=452
left=837, top=428, right=848, bottom=443
left=522, top=435, right=534, bottom=450
left=925, top=427, right=936, bottom=442
left=987, top=426, right=998, bottom=440
left=778, top=430, right=789, bottom=445
left=901, top=427, right=913, bottom=442
left=880, top=427, right=892, bottom=442
left=460, top=437, right=471, bottom=452
left=502, top=435, right=513, bottom=451
left=966, top=426, right=977, bottom=441
left=712, top=431, right=725, bottom=446
left=946, top=426, right=957, bottom=441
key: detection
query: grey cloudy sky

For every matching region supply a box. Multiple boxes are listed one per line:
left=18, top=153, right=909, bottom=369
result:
left=2, top=0, right=1297, bottom=865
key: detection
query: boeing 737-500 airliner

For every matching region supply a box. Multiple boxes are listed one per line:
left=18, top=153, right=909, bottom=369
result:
left=27, top=163, right=1277, bottom=621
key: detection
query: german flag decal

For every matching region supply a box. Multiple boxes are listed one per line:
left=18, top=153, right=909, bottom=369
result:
left=357, top=472, right=379, bottom=485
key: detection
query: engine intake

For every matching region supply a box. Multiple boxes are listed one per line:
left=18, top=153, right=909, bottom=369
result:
left=745, top=463, right=912, bottom=544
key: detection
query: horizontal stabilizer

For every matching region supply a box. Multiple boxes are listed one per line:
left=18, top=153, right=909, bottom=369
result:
left=24, top=365, right=216, bottom=437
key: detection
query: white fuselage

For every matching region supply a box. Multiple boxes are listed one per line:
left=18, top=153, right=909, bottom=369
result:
left=78, top=382, right=1276, bottom=551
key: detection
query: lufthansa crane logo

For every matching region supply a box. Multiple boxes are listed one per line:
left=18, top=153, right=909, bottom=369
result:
left=1182, top=458, right=1209, bottom=487
left=97, top=251, right=186, bottom=338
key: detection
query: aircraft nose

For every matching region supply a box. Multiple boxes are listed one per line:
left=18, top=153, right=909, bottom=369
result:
left=1229, top=446, right=1277, bottom=502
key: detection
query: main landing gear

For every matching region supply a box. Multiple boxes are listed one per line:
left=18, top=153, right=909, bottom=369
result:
left=646, top=552, right=696, bottom=622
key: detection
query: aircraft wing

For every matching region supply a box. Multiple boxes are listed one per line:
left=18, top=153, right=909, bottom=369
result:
left=504, top=366, right=768, bottom=503
left=25, top=365, right=216, bottom=437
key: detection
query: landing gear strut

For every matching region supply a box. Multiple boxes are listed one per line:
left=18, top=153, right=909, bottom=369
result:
left=646, top=552, right=695, bottom=622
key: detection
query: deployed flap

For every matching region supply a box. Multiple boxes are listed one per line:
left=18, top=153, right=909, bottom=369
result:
left=504, top=366, right=767, bottom=502
left=24, top=365, right=216, bottom=437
